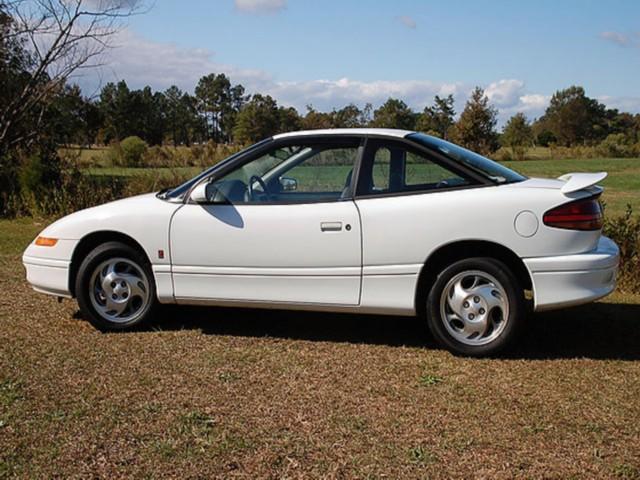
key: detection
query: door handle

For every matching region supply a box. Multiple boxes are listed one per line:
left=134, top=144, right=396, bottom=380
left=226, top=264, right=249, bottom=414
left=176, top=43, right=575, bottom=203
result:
left=320, top=221, right=343, bottom=232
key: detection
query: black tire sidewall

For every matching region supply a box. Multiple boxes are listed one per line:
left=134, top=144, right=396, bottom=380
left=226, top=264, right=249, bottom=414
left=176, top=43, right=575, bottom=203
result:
left=75, top=241, right=156, bottom=331
left=426, top=257, right=524, bottom=357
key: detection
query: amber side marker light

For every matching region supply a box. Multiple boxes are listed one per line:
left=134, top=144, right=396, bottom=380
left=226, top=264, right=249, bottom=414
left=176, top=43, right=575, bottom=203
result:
left=35, top=236, right=58, bottom=247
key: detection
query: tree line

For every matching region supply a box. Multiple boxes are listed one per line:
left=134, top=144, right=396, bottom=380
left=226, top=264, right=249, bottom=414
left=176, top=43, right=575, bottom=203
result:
left=46, top=78, right=640, bottom=158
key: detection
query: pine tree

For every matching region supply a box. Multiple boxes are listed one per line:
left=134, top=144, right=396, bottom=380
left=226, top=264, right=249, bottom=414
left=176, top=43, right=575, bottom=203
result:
left=451, top=87, right=499, bottom=155
left=416, top=94, right=455, bottom=139
left=502, top=113, right=533, bottom=160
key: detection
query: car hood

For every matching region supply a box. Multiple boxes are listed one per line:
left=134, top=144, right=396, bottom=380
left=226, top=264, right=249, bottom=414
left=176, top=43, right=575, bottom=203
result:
left=39, top=192, right=180, bottom=240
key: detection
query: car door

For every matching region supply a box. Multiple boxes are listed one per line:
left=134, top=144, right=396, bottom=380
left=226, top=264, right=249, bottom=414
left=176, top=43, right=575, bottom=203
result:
left=169, top=137, right=363, bottom=306
left=354, top=138, right=481, bottom=312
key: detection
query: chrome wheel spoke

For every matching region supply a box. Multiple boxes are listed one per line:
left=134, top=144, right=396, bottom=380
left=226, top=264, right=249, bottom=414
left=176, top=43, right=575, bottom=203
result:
left=101, top=271, right=118, bottom=294
left=120, top=272, right=146, bottom=299
left=447, top=279, right=469, bottom=317
left=461, top=317, right=487, bottom=338
left=105, top=296, right=127, bottom=315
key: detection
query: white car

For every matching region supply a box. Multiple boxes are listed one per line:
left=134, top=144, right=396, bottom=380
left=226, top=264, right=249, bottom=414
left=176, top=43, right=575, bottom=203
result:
left=23, top=129, right=619, bottom=356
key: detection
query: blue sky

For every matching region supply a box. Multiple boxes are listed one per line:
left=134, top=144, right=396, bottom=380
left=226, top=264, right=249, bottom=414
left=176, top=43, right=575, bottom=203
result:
left=88, top=0, right=640, bottom=123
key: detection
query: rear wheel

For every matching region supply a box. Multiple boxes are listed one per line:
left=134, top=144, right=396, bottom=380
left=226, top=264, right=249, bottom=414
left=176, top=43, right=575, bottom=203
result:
left=76, top=241, right=156, bottom=331
left=426, top=257, right=524, bottom=356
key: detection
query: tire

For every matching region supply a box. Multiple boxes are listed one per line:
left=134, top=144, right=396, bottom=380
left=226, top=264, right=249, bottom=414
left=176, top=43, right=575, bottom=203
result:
left=75, top=241, right=157, bottom=331
left=426, top=257, right=524, bottom=357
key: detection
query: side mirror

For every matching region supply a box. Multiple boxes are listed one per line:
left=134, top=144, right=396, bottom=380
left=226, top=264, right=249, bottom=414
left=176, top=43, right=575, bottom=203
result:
left=280, top=176, right=297, bottom=192
left=189, top=182, right=209, bottom=203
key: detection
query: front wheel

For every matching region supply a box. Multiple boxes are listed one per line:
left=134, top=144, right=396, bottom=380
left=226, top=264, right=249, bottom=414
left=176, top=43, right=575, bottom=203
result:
left=426, top=257, right=524, bottom=357
left=75, top=241, right=157, bottom=331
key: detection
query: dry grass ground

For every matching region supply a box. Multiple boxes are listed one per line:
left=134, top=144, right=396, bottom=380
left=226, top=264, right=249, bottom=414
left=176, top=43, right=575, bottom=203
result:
left=1, top=219, right=640, bottom=479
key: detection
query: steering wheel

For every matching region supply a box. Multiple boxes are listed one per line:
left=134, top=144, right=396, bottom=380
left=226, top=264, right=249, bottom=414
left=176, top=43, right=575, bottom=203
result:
left=248, top=175, right=269, bottom=200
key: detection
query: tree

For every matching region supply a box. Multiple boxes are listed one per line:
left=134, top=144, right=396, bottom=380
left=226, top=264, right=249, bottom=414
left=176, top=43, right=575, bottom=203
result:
left=416, top=94, right=455, bottom=139
left=331, top=104, right=366, bottom=128
left=225, top=84, right=247, bottom=140
left=164, top=85, right=184, bottom=146
left=278, top=106, right=302, bottom=134
left=0, top=0, right=141, bottom=154
left=97, top=82, right=167, bottom=145
left=163, top=86, right=201, bottom=146
left=98, top=81, right=134, bottom=143
left=605, top=110, right=639, bottom=143
left=537, top=86, right=607, bottom=146
left=233, top=94, right=280, bottom=144
left=47, top=84, right=88, bottom=146
left=195, top=73, right=246, bottom=143
left=451, top=87, right=499, bottom=155
left=502, top=113, right=533, bottom=160
left=0, top=1, right=141, bottom=214
left=130, top=86, right=165, bottom=145
left=302, top=105, right=333, bottom=130
left=371, top=98, right=416, bottom=130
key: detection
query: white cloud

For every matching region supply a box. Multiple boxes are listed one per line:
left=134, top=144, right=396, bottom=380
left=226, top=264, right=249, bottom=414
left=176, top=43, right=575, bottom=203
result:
left=81, top=30, right=463, bottom=109
left=599, top=31, right=632, bottom=47
left=483, top=79, right=550, bottom=122
left=234, top=0, right=286, bottom=14
left=267, top=78, right=462, bottom=112
left=485, top=79, right=525, bottom=108
left=518, top=94, right=550, bottom=113
left=397, top=15, right=417, bottom=29
left=77, top=29, right=270, bottom=96
left=598, top=95, right=640, bottom=114
left=76, top=30, right=640, bottom=127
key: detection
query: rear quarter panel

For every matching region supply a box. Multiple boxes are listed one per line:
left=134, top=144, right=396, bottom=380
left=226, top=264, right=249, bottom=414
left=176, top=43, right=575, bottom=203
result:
left=355, top=184, right=601, bottom=268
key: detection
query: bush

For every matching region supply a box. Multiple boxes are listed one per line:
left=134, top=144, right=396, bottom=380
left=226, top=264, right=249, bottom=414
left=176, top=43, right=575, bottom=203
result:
left=494, top=145, right=527, bottom=161
left=18, top=154, right=47, bottom=195
left=119, top=136, right=148, bottom=167
left=597, top=134, right=634, bottom=158
left=548, top=144, right=600, bottom=160
left=604, top=205, right=640, bottom=293
left=142, top=145, right=172, bottom=168
left=104, top=142, right=122, bottom=166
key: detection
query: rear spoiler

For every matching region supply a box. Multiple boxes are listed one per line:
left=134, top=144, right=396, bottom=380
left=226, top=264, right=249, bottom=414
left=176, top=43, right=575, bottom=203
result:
left=557, top=172, right=607, bottom=194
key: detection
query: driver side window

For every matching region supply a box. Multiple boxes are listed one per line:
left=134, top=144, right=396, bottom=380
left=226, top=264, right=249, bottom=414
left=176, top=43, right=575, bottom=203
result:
left=206, top=140, right=360, bottom=204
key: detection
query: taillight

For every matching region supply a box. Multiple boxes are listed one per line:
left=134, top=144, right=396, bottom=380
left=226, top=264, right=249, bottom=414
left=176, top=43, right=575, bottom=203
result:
left=543, top=196, right=603, bottom=231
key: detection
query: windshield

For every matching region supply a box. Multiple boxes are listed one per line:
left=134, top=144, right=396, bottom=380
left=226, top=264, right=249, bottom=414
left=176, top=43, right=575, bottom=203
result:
left=160, top=138, right=272, bottom=200
left=407, top=133, right=526, bottom=184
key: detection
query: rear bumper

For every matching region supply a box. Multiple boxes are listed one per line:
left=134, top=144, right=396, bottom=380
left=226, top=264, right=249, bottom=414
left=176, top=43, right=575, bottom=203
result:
left=525, top=236, right=619, bottom=311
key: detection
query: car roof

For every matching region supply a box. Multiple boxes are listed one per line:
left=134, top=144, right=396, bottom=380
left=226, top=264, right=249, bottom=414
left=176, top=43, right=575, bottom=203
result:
left=272, top=128, right=415, bottom=140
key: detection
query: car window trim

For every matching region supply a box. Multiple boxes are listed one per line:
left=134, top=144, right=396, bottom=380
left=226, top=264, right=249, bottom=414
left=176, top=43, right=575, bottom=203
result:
left=354, top=136, right=491, bottom=199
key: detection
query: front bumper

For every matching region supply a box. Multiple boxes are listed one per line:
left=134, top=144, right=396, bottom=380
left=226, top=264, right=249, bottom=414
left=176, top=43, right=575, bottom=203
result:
left=524, top=236, right=619, bottom=312
left=22, top=239, right=77, bottom=298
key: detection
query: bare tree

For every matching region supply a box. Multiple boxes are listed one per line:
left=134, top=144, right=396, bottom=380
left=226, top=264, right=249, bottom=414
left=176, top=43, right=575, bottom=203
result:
left=0, top=0, right=142, bottom=152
